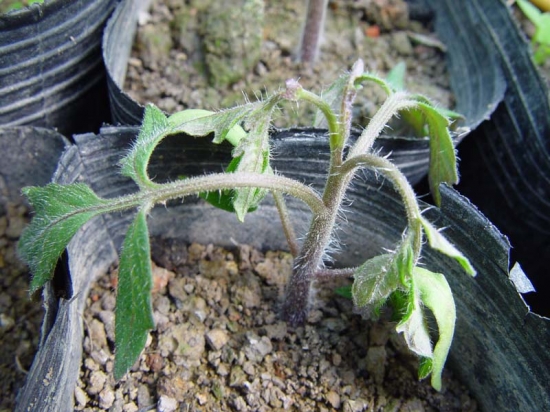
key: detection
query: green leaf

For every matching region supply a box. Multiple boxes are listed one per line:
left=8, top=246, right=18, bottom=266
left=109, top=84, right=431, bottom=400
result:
left=395, top=276, right=433, bottom=358
left=352, top=231, right=416, bottom=311
left=414, top=267, right=457, bottom=391
left=199, top=154, right=264, bottom=214
left=231, top=110, right=273, bottom=222
left=395, top=235, right=415, bottom=285
left=388, top=289, right=409, bottom=322
left=420, top=217, right=476, bottom=276
left=386, top=61, right=407, bottom=91
left=314, top=74, right=349, bottom=128
left=120, top=104, right=171, bottom=188
left=534, top=15, right=550, bottom=46
left=516, top=0, right=542, bottom=26
left=352, top=254, right=400, bottom=308
left=418, top=356, right=433, bottom=380
left=18, top=183, right=108, bottom=293
left=411, top=100, right=458, bottom=206
left=400, top=110, right=426, bottom=137
left=334, top=285, right=353, bottom=299
left=168, top=105, right=253, bottom=145
left=114, top=209, right=155, bottom=380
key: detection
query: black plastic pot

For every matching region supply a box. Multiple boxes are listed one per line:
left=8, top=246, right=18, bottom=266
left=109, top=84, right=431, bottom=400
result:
left=15, top=126, right=550, bottom=411
left=425, top=0, right=550, bottom=316
left=0, top=127, right=69, bottom=202
left=0, top=0, right=118, bottom=136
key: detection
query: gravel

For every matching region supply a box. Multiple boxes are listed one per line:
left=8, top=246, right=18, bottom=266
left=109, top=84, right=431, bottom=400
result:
left=76, top=239, right=478, bottom=411
left=125, top=0, right=454, bottom=128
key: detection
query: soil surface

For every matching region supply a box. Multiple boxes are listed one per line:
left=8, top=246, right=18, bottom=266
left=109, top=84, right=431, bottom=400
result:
left=0, top=187, right=42, bottom=411
left=124, top=0, right=453, bottom=128
left=76, top=240, right=477, bottom=411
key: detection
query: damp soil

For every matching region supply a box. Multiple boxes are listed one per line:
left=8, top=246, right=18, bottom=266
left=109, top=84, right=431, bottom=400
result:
left=124, top=0, right=453, bottom=128
left=76, top=239, right=477, bottom=412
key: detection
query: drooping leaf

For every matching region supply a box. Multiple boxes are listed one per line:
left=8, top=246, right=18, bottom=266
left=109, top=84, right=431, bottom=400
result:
left=352, top=254, right=400, bottom=308
left=395, top=235, right=415, bottom=285
left=352, top=231, right=416, bottom=311
left=395, top=277, right=433, bottom=359
left=198, top=154, right=263, bottom=214
left=408, top=99, right=458, bottom=206
left=168, top=104, right=253, bottom=145
left=414, top=266, right=457, bottom=391
left=388, top=289, right=409, bottom=322
left=120, top=104, right=171, bottom=188
left=114, top=208, right=155, bottom=380
left=231, top=109, right=273, bottom=222
left=420, top=217, right=476, bottom=276
left=18, top=183, right=109, bottom=293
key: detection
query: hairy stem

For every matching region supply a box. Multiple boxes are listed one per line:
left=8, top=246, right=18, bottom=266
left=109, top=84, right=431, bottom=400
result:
left=299, top=0, right=329, bottom=65
left=315, top=267, right=357, bottom=279
left=339, top=60, right=365, bottom=146
left=272, top=191, right=299, bottom=257
left=348, top=92, right=416, bottom=157
left=281, top=172, right=349, bottom=325
left=281, top=209, right=334, bottom=325
left=70, top=172, right=327, bottom=222
left=341, top=154, right=423, bottom=257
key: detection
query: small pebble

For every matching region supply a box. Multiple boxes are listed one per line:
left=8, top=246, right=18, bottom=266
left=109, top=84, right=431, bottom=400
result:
left=326, top=390, right=341, bottom=409
left=206, top=328, right=229, bottom=351
left=99, top=387, right=115, bottom=409
left=158, top=395, right=178, bottom=412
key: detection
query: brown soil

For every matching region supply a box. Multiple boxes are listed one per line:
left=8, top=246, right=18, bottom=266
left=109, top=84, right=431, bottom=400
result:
left=76, top=240, right=477, bottom=411
left=0, top=190, right=43, bottom=411
left=124, top=0, right=453, bottom=128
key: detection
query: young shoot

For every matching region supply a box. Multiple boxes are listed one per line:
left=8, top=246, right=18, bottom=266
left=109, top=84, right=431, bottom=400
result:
left=18, top=59, right=475, bottom=390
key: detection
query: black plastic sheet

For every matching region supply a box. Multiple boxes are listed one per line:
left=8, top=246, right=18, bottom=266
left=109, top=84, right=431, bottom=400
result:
left=15, top=126, right=550, bottom=411
left=0, top=0, right=118, bottom=136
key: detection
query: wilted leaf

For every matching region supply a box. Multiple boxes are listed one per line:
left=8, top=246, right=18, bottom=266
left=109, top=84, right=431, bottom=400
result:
left=231, top=109, right=273, bottom=222
left=120, top=104, right=171, bottom=188
left=420, top=217, right=476, bottom=276
left=198, top=154, right=266, bottom=215
left=414, top=267, right=456, bottom=391
left=410, top=100, right=458, bottom=206
left=114, top=209, right=155, bottom=380
left=396, top=274, right=433, bottom=359
left=18, top=183, right=109, bottom=293
left=168, top=104, right=253, bottom=145
left=352, top=254, right=400, bottom=308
